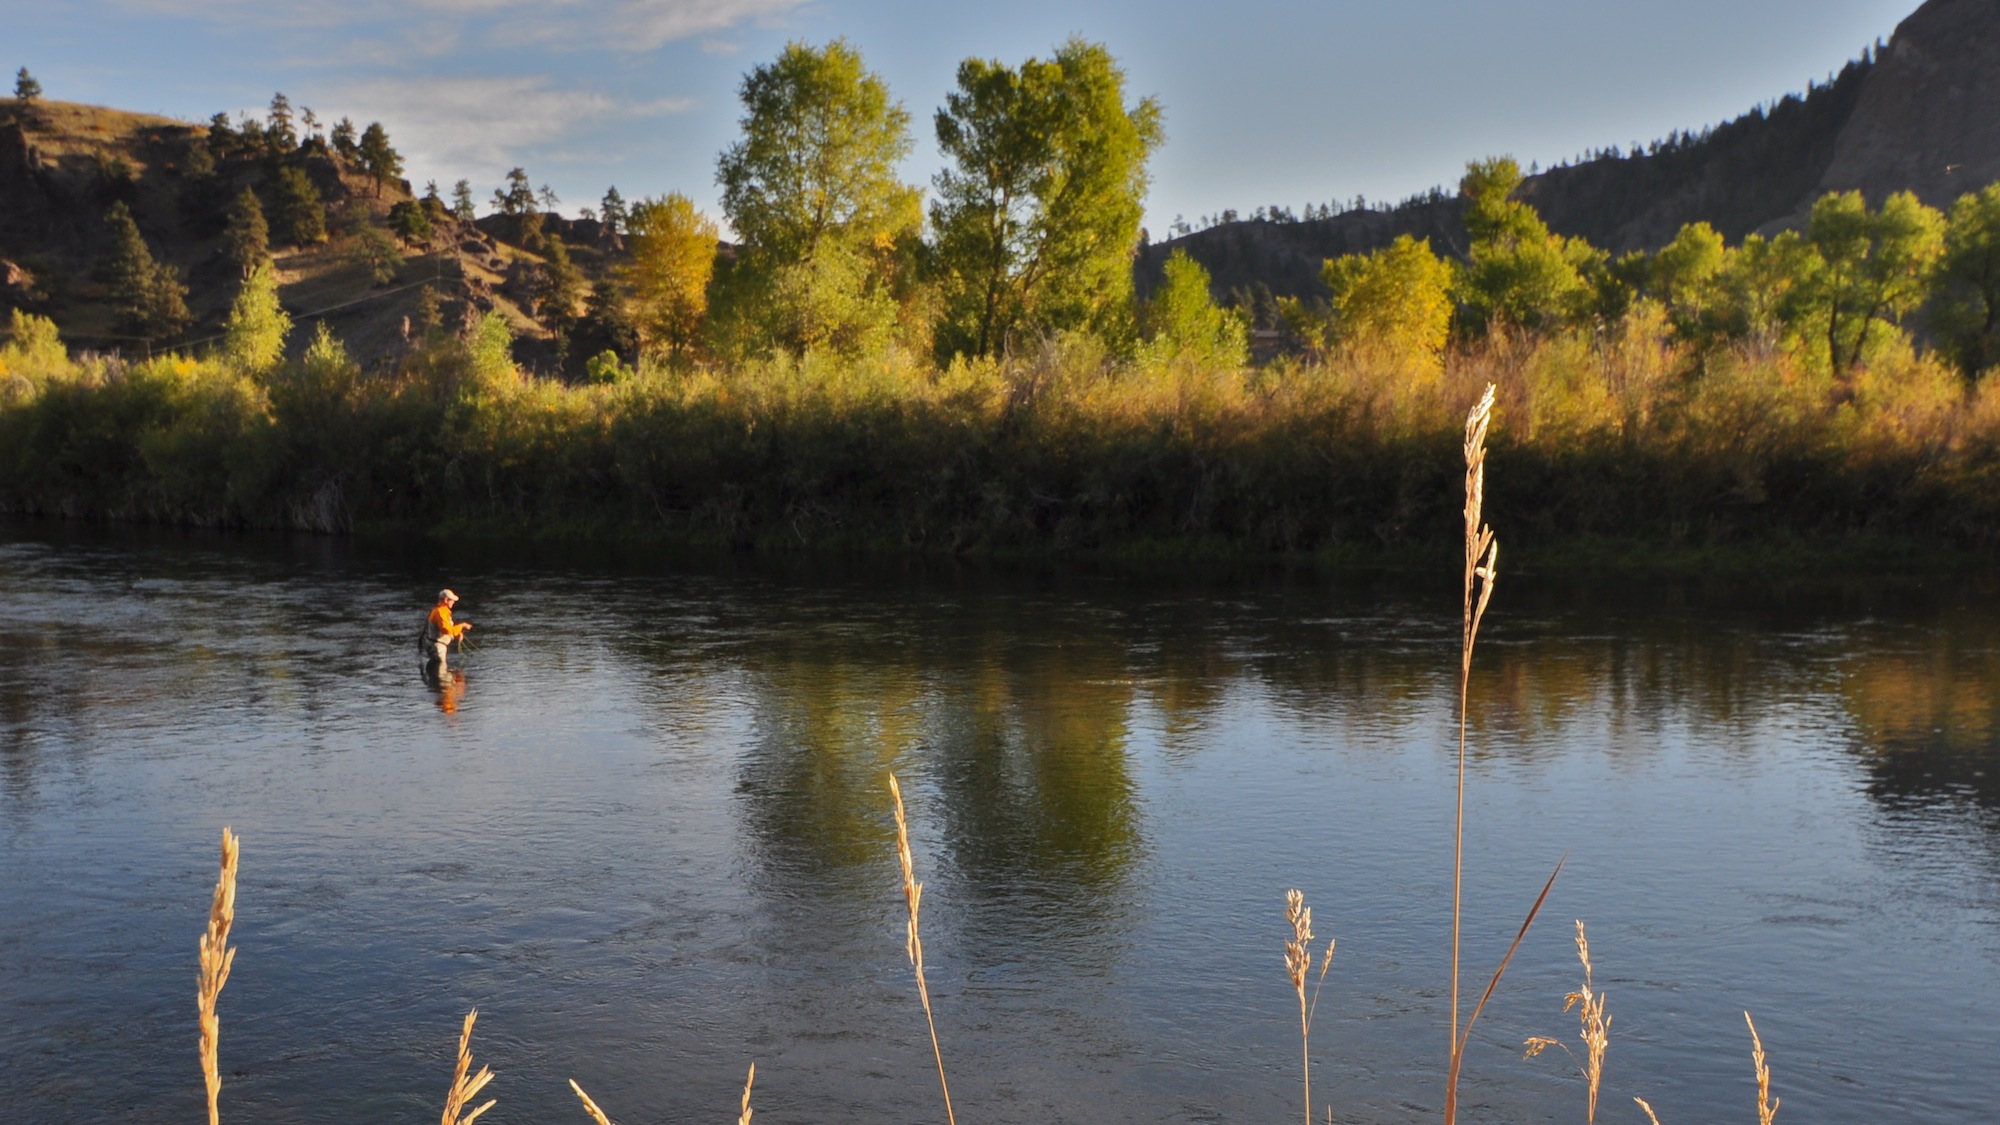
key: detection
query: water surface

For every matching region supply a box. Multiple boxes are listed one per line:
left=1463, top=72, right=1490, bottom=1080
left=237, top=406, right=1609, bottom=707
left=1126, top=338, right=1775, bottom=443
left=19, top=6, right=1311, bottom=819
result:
left=2, top=524, right=1997, bottom=1124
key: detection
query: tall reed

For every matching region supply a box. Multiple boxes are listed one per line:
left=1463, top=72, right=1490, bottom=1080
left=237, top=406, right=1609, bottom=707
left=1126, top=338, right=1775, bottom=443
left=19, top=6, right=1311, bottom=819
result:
left=1285, top=889, right=1335, bottom=1125
left=1523, top=919, right=1610, bottom=1124
left=1444, top=385, right=1498, bottom=1125
left=568, top=1079, right=617, bottom=1125
left=737, top=1062, right=756, bottom=1125
left=1442, top=385, right=1564, bottom=1125
left=197, top=827, right=239, bottom=1125
left=441, top=1009, right=497, bottom=1125
left=888, top=773, right=957, bottom=1125
left=1570, top=921, right=1610, bottom=1125
left=1745, top=1012, right=1779, bottom=1125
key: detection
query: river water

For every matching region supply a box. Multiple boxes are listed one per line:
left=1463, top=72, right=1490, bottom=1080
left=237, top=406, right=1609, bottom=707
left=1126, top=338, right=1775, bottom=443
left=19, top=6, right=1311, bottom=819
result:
left=1, top=522, right=1996, bottom=1125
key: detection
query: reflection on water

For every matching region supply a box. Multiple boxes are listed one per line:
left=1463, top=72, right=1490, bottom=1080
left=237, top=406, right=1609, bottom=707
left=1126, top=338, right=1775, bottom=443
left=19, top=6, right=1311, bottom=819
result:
left=1, top=523, right=1998, bottom=1125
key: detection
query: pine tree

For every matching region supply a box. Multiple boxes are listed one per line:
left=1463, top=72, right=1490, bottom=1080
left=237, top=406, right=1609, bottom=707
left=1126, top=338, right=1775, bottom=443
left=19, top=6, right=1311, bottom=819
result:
left=104, top=202, right=191, bottom=345
left=356, top=122, right=402, bottom=197
left=493, top=168, right=535, bottom=216
left=534, top=234, right=585, bottom=331
left=273, top=166, right=326, bottom=245
left=14, top=67, right=40, bottom=102
left=451, top=179, right=477, bottom=222
left=599, top=186, right=627, bottom=235
left=222, top=188, right=270, bottom=278
left=330, top=117, right=357, bottom=160
left=388, top=199, right=433, bottom=247
left=265, top=92, right=297, bottom=153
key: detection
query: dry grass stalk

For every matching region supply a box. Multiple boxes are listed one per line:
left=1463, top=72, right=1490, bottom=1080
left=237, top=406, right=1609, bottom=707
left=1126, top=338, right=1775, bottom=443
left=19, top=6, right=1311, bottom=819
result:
left=1633, top=1096, right=1663, bottom=1125
left=1745, top=1011, right=1779, bottom=1125
left=737, top=1062, right=756, bottom=1125
left=441, top=1009, right=497, bottom=1125
left=1444, top=384, right=1504, bottom=1125
left=889, top=773, right=957, bottom=1125
left=1520, top=919, right=1610, bottom=1124
left=1285, top=890, right=1336, bottom=1125
left=568, top=1079, right=617, bottom=1125
left=1567, top=921, right=1610, bottom=1125
left=197, top=827, right=239, bottom=1125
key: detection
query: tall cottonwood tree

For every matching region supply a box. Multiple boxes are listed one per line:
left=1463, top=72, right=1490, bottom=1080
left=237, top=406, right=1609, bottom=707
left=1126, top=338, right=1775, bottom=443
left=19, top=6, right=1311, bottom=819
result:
left=715, top=39, right=921, bottom=356
left=1800, top=190, right=1944, bottom=374
left=929, top=38, right=1163, bottom=358
left=1934, top=183, right=2000, bottom=376
left=1455, top=157, right=1600, bottom=332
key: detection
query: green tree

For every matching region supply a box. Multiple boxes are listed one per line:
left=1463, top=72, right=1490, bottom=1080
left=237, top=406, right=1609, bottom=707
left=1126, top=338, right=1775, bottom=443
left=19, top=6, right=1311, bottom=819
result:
left=265, top=92, right=297, bottom=154
left=1142, top=249, right=1246, bottom=365
left=599, top=186, right=628, bottom=235
left=348, top=225, right=401, bottom=285
left=714, top=40, right=921, bottom=355
left=1652, top=222, right=1728, bottom=343
left=222, top=188, right=270, bottom=278
left=273, top=165, right=326, bottom=245
left=14, top=67, right=40, bottom=103
left=624, top=192, right=719, bottom=355
left=1455, top=157, right=1599, bottom=332
left=1800, top=189, right=1945, bottom=373
left=388, top=199, right=433, bottom=247
left=207, top=112, right=236, bottom=155
left=356, top=122, right=402, bottom=197
left=104, top=202, right=191, bottom=345
left=330, top=117, right=357, bottom=160
left=929, top=38, right=1164, bottom=359
left=492, top=167, right=535, bottom=216
left=451, top=179, right=477, bottom=222
left=534, top=234, right=586, bottom=332
left=1931, top=183, right=2000, bottom=377
left=1319, top=234, right=1455, bottom=373
left=574, top=280, right=640, bottom=366
left=222, top=260, right=291, bottom=373
left=1702, top=231, right=1814, bottom=347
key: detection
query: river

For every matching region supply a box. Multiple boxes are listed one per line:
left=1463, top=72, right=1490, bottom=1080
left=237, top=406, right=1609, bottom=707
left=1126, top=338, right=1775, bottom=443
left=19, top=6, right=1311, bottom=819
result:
left=2, top=522, right=1996, bottom=1124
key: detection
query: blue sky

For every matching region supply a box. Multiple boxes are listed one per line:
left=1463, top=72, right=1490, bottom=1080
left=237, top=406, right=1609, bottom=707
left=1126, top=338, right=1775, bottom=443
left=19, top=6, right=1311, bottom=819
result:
left=6, top=0, right=1920, bottom=235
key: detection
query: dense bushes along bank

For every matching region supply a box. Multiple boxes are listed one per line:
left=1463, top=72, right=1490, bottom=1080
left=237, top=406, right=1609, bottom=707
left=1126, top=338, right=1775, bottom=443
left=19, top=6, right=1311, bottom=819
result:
left=5, top=307, right=2000, bottom=559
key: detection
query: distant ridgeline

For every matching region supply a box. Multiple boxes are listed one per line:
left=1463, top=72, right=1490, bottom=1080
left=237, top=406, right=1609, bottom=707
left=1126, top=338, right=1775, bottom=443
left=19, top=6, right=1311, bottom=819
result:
left=1141, top=0, right=2000, bottom=302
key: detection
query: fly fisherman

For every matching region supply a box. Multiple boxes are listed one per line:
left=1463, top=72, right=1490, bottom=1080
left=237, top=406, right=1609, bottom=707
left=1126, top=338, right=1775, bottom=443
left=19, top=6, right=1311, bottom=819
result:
left=421, top=588, right=472, bottom=675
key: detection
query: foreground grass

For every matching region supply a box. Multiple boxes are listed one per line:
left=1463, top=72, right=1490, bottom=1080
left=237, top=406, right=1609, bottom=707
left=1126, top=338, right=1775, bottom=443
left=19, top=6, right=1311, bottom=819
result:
left=5, top=307, right=2000, bottom=560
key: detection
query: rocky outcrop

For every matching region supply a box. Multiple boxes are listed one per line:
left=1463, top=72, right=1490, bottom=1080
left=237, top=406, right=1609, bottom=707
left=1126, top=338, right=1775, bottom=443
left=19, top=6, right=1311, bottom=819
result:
left=1811, top=0, right=2000, bottom=209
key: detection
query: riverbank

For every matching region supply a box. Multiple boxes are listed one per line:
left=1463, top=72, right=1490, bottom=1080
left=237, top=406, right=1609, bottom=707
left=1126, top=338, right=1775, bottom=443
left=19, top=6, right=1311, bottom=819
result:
left=6, top=309, right=2000, bottom=565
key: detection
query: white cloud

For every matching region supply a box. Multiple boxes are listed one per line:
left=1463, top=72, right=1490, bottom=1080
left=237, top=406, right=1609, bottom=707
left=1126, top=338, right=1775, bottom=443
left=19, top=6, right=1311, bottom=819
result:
left=334, top=75, right=692, bottom=184
left=112, top=0, right=806, bottom=53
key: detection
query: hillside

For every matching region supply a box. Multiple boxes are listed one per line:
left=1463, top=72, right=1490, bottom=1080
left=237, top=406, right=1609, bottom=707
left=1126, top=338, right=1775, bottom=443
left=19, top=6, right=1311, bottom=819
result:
left=0, top=99, right=616, bottom=370
left=1140, top=0, right=2000, bottom=302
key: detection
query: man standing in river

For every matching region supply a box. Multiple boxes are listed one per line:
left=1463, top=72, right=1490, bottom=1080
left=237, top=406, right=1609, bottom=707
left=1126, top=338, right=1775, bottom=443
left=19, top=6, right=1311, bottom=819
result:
left=422, top=588, right=472, bottom=676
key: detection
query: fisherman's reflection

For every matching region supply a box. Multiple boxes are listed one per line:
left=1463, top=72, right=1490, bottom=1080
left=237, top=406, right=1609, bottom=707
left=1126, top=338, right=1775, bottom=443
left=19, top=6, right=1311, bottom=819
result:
left=423, top=666, right=468, bottom=714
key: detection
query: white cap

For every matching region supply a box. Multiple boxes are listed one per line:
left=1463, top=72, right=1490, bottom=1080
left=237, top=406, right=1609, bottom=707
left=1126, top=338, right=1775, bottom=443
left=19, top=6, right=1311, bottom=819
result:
left=439, top=588, right=457, bottom=601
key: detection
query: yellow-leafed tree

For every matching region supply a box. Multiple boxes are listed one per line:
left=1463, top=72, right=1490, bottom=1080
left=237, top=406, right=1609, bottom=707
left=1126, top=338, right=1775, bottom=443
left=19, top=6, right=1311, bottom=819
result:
left=1321, top=234, right=1455, bottom=376
left=624, top=193, right=720, bottom=357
